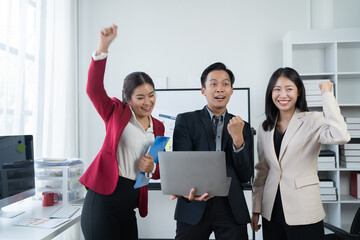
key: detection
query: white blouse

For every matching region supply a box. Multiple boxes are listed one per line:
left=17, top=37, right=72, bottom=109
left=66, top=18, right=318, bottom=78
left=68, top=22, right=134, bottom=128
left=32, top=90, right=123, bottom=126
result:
left=117, top=108, right=155, bottom=180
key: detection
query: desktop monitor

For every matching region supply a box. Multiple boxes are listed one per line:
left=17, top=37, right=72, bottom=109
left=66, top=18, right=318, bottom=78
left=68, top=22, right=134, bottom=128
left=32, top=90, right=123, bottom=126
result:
left=0, top=135, right=35, bottom=218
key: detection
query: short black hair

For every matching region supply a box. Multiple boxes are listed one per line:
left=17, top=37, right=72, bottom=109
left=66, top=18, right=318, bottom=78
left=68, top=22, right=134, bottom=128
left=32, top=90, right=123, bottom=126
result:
left=200, top=62, right=235, bottom=88
left=262, top=67, right=309, bottom=131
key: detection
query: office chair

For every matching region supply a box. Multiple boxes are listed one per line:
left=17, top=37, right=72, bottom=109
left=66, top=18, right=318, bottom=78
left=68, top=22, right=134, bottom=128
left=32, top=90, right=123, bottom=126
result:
left=324, top=207, right=360, bottom=240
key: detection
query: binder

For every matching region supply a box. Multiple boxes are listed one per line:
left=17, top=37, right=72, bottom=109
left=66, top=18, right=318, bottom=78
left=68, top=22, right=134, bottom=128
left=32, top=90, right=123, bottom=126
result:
left=350, top=172, right=360, bottom=199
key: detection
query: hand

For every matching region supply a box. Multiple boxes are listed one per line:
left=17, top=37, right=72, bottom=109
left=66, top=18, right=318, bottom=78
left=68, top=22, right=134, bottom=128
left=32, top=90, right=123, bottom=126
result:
left=319, top=81, right=333, bottom=94
left=227, top=116, right=245, bottom=149
left=251, top=213, right=261, bottom=232
left=138, top=154, right=155, bottom=173
left=96, top=24, right=118, bottom=55
left=170, top=188, right=213, bottom=201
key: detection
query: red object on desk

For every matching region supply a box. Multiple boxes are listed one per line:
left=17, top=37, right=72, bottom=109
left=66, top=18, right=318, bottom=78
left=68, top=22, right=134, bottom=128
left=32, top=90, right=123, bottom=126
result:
left=350, top=172, right=360, bottom=199
left=42, top=192, right=60, bottom=207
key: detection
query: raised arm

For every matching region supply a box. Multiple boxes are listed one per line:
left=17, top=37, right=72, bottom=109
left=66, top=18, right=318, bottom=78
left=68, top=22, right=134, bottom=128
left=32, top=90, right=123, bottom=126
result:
left=313, top=81, right=350, bottom=145
left=86, top=24, right=119, bottom=122
left=228, top=118, right=253, bottom=183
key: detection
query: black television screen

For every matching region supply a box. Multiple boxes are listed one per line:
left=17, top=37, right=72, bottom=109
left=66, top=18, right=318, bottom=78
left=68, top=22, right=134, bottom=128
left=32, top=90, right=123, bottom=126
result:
left=0, top=135, right=35, bottom=212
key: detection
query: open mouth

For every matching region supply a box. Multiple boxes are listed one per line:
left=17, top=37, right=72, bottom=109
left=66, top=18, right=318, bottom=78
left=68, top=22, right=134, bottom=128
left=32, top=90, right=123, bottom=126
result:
left=215, top=96, right=225, bottom=100
left=142, top=106, right=152, bottom=111
left=278, top=100, right=290, bottom=106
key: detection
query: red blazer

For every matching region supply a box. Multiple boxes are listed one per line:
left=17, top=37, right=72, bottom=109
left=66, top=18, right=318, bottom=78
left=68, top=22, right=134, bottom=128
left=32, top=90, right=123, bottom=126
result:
left=79, top=58, right=165, bottom=217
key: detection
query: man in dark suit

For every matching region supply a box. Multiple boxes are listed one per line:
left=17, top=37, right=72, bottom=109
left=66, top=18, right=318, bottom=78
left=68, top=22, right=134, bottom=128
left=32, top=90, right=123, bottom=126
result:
left=172, top=62, right=253, bottom=240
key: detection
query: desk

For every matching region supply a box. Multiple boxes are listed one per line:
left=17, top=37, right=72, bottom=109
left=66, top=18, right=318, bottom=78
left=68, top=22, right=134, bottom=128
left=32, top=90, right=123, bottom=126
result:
left=0, top=197, right=82, bottom=240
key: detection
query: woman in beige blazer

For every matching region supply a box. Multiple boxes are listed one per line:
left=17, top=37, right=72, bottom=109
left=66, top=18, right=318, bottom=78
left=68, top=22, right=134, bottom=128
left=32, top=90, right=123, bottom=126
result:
left=251, top=67, right=350, bottom=240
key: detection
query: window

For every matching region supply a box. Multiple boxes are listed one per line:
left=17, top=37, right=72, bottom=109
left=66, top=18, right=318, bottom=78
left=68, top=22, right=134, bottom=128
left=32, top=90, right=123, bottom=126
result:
left=0, top=0, right=37, bottom=134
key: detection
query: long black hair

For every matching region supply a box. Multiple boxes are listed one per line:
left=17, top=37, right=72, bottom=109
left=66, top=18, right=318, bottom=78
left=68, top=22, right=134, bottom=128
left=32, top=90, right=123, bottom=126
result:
left=262, top=67, right=309, bottom=131
left=122, top=72, right=154, bottom=104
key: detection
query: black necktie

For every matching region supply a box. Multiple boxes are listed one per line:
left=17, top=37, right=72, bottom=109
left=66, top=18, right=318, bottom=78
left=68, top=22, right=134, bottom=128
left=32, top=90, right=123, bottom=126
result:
left=213, top=116, right=220, bottom=136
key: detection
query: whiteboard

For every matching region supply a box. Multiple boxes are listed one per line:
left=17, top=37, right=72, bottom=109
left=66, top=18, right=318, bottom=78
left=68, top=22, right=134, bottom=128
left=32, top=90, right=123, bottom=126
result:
left=153, top=88, right=249, bottom=123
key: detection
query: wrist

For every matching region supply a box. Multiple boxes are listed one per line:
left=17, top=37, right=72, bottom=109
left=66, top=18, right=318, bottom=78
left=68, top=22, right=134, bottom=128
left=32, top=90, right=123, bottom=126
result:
left=233, top=137, right=244, bottom=149
left=150, top=162, right=156, bottom=173
left=96, top=49, right=108, bottom=56
left=97, top=43, right=109, bottom=55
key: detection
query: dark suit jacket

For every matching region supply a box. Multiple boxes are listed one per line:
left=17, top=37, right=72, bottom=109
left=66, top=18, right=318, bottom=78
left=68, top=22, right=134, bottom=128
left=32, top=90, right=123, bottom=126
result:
left=173, top=106, right=253, bottom=225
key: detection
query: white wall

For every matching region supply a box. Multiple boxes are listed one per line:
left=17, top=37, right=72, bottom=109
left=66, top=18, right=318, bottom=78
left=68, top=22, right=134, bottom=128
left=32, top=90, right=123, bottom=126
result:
left=333, top=0, right=360, bottom=28
left=78, top=0, right=310, bottom=169
left=77, top=0, right=360, bottom=238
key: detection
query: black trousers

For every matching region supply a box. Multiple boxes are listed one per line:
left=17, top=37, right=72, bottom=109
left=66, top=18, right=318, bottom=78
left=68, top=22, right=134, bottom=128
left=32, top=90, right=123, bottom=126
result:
left=262, top=188, right=324, bottom=240
left=81, top=176, right=140, bottom=240
left=175, top=197, right=248, bottom=240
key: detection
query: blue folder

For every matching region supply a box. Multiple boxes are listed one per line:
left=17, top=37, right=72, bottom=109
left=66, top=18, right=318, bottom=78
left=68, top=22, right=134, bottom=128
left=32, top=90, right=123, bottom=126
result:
left=134, top=136, right=170, bottom=189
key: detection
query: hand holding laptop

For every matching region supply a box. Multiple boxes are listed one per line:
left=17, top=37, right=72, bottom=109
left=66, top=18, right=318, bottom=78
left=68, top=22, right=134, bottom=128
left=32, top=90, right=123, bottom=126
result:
left=170, top=188, right=214, bottom=201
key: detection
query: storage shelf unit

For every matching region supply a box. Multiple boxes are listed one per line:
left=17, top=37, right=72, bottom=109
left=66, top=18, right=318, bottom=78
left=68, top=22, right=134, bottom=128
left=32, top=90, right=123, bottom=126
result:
left=34, top=162, right=85, bottom=203
left=283, top=28, right=360, bottom=231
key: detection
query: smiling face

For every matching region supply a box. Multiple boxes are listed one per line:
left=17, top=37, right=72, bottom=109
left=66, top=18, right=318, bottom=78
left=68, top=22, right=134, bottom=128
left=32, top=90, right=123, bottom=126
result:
left=272, top=75, right=299, bottom=115
left=201, top=70, right=233, bottom=116
left=126, top=83, right=155, bottom=121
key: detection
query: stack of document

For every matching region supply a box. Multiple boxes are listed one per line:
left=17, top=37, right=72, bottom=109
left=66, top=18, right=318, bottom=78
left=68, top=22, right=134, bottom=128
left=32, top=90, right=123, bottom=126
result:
left=35, top=158, right=83, bottom=166
left=303, top=79, right=332, bottom=107
left=318, top=150, right=336, bottom=169
left=340, top=143, right=360, bottom=168
left=319, top=179, right=337, bottom=201
left=345, top=117, right=360, bottom=138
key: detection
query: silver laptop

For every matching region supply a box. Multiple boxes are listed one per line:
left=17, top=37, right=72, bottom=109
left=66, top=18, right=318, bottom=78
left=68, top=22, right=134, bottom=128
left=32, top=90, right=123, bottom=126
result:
left=158, top=151, right=231, bottom=196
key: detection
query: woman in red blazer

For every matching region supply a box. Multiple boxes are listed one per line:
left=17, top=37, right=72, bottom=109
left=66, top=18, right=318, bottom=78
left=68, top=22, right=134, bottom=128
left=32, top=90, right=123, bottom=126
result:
left=79, top=24, right=165, bottom=240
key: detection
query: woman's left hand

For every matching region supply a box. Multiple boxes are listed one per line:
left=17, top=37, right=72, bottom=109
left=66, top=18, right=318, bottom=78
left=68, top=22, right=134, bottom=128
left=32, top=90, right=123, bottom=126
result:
left=138, top=154, right=155, bottom=172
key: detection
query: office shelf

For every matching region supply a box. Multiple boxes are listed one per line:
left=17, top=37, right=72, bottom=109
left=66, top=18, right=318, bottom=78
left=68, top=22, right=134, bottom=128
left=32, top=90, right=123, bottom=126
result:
left=340, top=194, right=360, bottom=203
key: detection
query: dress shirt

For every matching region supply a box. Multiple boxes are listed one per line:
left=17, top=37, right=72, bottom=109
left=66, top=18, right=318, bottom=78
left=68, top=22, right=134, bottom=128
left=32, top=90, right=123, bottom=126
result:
left=117, top=107, right=155, bottom=180
left=92, top=51, right=108, bottom=60
left=205, top=106, right=244, bottom=152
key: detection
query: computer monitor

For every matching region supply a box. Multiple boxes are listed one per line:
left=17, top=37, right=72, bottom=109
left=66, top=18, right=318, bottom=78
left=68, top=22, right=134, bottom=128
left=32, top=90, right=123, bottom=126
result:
left=0, top=135, right=35, bottom=218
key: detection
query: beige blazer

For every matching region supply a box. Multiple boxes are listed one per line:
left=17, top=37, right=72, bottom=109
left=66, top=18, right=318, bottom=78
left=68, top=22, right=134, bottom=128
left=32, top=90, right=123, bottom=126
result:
left=252, top=92, right=350, bottom=225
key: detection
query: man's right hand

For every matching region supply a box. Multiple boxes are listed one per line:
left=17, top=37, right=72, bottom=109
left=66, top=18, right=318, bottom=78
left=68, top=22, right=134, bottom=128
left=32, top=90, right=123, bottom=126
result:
left=96, top=24, right=118, bottom=55
left=170, top=188, right=213, bottom=201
